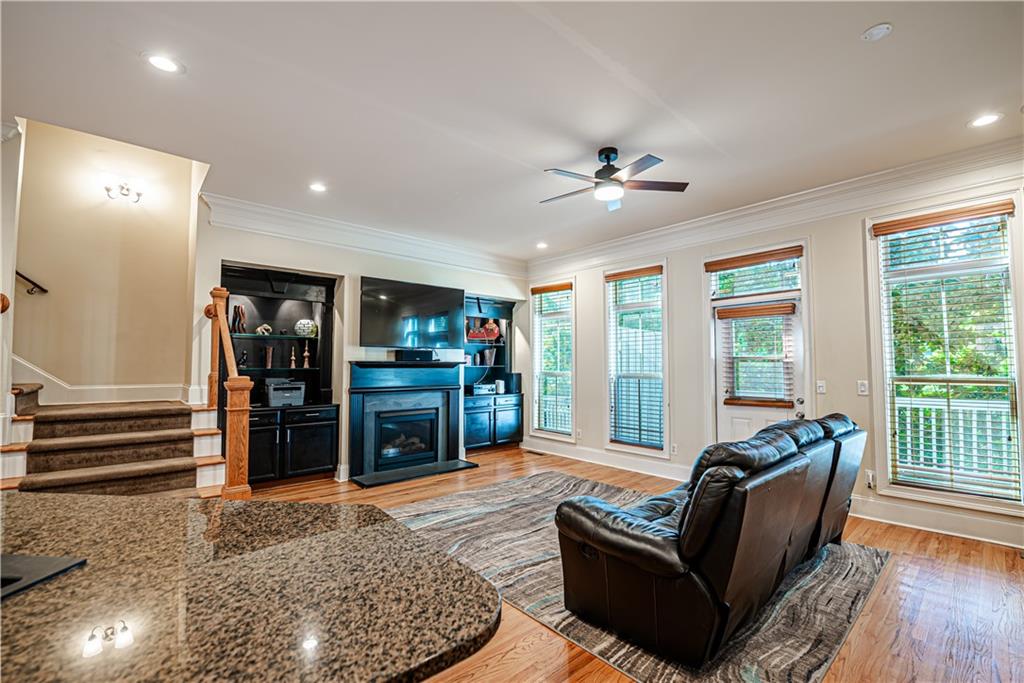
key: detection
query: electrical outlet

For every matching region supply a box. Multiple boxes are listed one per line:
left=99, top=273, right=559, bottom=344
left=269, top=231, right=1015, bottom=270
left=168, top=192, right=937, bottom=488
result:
left=816, top=380, right=827, bottom=394
left=857, top=380, right=870, bottom=396
left=576, top=429, right=582, bottom=440
left=671, top=443, right=678, bottom=455
left=865, top=469, right=876, bottom=489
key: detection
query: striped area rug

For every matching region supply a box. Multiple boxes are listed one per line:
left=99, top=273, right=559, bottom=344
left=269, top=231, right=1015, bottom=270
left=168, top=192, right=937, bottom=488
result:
left=390, top=470, right=889, bottom=683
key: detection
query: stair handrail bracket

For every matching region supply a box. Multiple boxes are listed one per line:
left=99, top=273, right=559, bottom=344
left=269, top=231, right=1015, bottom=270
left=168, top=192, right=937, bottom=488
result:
left=208, top=287, right=253, bottom=500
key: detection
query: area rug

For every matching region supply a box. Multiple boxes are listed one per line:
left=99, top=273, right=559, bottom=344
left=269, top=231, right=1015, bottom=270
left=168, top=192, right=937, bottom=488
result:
left=389, top=470, right=889, bottom=683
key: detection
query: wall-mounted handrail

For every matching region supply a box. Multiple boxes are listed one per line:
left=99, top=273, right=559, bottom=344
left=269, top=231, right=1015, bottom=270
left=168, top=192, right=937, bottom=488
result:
left=16, top=271, right=48, bottom=295
left=205, top=287, right=253, bottom=500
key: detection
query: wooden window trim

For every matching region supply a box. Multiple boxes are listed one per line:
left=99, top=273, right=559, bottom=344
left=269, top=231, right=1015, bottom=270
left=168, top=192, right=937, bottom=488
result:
left=530, top=282, right=573, bottom=296
left=724, top=397, right=795, bottom=409
left=716, top=302, right=796, bottom=320
left=871, top=199, right=1015, bottom=238
left=704, top=245, right=803, bottom=273
left=604, top=265, right=663, bottom=282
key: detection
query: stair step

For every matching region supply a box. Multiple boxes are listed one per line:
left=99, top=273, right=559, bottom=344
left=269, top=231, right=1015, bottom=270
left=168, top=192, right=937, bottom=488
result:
left=18, top=457, right=198, bottom=495
left=11, top=383, right=43, bottom=416
left=11, top=383, right=43, bottom=396
left=32, top=401, right=192, bottom=438
left=26, top=428, right=194, bottom=474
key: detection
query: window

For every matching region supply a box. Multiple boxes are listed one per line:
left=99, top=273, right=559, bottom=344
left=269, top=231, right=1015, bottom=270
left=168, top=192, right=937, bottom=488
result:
left=707, top=247, right=804, bottom=410
left=708, top=245, right=802, bottom=299
left=873, top=199, right=1022, bottom=502
left=532, top=282, right=573, bottom=435
left=717, top=303, right=797, bottom=407
left=606, top=266, right=664, bottom=449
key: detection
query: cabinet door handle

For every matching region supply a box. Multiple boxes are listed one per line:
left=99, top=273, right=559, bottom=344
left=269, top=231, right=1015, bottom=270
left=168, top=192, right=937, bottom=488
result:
left=275, top=432, right=280, bottom=445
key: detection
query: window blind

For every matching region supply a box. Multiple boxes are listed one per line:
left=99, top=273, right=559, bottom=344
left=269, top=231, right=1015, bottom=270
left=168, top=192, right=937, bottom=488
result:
left=532, top=283, right=573, bottom=435
left=717, top=303, right=796, bottom=408
left=606, top=267, right=664, bottom=449
left=878, top=205, right=1022, bottom=501
left=706, top=246, right=803, bottom=299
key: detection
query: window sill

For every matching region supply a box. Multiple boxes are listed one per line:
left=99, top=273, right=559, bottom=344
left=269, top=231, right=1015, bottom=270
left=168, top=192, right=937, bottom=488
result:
left=877, top=481, right=1024, bottom=519
left=605, top=441, right=670, bottom=460
left=723, top=397, right=794, bottom=409
left=528, top=430, right=576, bottom=445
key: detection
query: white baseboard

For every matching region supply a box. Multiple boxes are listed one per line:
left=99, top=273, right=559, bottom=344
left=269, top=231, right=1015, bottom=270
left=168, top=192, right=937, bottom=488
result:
left=193, top=433, right=222, bottom=457
left=521, top=436, right=690, bottom=482
left=9, top=419, right=32, bottom=443
left=13, top=355, right=188, bottom=404
left=335, top=463, right=350, bottom=482
left=197, top=462, right=225, bottom=488
left=190, top=409, right=217, bottom=430
left=1, top=449, right=26, bottom=478
left=851, top=492, right=1024, bottom=550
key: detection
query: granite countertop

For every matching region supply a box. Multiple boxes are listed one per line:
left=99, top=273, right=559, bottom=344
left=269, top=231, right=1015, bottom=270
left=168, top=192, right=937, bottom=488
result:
left=1, top=492, right=501, bottom=681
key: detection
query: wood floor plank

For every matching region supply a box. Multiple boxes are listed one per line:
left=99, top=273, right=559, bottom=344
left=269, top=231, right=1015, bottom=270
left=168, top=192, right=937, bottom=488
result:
left=252, top=447, right=1023, bottom=682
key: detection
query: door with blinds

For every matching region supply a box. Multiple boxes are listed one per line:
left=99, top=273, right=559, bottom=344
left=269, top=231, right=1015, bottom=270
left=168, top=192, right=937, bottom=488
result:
left=707, top=246, right=808, bottom=441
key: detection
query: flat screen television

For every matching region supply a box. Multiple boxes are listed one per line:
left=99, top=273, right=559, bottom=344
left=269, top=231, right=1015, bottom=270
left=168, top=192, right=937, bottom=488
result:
left=360, top=277, right=465, bottom=349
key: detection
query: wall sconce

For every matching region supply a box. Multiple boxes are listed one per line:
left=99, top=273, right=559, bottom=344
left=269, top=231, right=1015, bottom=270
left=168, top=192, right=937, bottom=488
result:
left=82, top=620, right=133, bottom=658
left=105, top=182, right=142, bottom=203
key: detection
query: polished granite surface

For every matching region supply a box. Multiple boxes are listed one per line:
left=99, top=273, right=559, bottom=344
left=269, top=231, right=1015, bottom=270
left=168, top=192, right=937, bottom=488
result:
left=1, top=492, right=501, bottom=681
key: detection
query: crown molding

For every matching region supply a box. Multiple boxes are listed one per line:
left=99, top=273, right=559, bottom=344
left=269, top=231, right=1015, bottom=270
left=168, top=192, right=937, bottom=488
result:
left=529, top=136, right=1024, bottom=278
left=202, top=193, right=528, bottom=279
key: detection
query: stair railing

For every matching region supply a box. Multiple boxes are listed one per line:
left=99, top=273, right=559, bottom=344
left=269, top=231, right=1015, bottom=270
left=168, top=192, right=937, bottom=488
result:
left=204, top=287, right=253, bottom=500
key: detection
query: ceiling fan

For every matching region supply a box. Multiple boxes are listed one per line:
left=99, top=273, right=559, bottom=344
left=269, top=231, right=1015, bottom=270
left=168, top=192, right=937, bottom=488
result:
left=541, top=147, right=689, bottom=212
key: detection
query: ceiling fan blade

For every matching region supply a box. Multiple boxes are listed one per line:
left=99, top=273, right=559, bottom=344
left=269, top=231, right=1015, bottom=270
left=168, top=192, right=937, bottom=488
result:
left=540, top=187, right=593, bottom=204
left=545, top=168, right=599, bottom=183
left=623, top=180, right=689, bottom=193
left=606, top=198, right=622, bottom=212
left=611, top=154, right=663, bottom=182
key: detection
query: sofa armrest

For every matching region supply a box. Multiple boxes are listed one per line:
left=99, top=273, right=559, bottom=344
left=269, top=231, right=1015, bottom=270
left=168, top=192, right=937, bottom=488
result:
left=555, top=495, right=688, bottom=576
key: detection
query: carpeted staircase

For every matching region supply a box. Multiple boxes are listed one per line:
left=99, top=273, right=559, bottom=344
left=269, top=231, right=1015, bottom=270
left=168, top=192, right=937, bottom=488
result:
left=16, top=396, right=198, bottom=496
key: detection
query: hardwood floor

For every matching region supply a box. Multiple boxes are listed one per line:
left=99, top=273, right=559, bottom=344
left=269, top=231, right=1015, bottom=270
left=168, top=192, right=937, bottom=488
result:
left=253, top=447, right=1024, bottom=682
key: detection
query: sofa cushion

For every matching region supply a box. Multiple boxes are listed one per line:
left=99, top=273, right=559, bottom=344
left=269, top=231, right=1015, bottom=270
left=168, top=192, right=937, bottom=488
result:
left=555, top=496, right=688, bottom=576
left=626, top=482, right=690, bottom=528
left=679, top=465, right=746, bottom=558
left=689, top=429, right=798, bottom=487
left=757, top=419, right=824, bottom=448
left=816, top=413, right=856, bottom=438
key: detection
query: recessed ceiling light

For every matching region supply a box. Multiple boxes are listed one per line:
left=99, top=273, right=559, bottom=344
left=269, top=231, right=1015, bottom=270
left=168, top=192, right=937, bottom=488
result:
left=969, top=113, right=1003, bottom=128
left=309, top=182, right=327, bottom=192
left=536, top=242, right=548, bottom=250
left=860, top=23, right=893, bottom=42
left=144, top=53, right=184, bottom=74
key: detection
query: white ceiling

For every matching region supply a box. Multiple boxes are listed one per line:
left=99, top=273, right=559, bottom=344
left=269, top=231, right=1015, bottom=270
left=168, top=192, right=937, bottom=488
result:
left=3, top=2, right=1021, bottom=262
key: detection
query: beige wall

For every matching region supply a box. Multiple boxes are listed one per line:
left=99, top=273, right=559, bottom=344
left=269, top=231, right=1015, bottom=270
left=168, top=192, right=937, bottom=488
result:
left=522, top=152, right=1024, bottom=547
left=12, top=120, right=202, bottom=390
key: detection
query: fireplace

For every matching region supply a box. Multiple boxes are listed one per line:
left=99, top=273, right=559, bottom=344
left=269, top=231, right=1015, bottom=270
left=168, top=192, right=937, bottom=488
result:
left=377, top=409, right=438, bottom=471
left=349, top=360, right=474, bottom=487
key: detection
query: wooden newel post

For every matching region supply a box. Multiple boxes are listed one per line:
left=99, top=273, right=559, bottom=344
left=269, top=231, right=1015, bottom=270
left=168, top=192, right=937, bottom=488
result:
left=205, top=296, right=220, bottom=409
left=222, top=375, right=254, bottom=500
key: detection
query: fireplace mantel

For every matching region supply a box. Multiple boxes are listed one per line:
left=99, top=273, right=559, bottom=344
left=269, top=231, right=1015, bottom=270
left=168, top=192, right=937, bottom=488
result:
left=348, top=360, right=472, bottom=487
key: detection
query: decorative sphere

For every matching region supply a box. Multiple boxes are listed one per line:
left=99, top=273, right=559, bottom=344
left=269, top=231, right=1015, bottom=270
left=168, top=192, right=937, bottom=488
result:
left=295, top=319, right=318, bottom=337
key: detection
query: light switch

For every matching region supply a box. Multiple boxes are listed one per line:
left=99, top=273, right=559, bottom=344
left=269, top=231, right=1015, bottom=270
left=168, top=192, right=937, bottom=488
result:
left=816, top=380, right=827, bottom=394
left=857, top=380, right=869, bottom=396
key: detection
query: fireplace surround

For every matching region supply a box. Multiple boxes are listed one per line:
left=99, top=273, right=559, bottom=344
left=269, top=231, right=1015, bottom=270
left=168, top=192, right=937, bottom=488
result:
left=348, top=361, right=475, bottom=487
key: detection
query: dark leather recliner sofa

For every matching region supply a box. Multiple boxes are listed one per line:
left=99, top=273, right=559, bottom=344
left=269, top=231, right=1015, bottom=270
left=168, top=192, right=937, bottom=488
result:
left=554, top=413, right=866, bottom=668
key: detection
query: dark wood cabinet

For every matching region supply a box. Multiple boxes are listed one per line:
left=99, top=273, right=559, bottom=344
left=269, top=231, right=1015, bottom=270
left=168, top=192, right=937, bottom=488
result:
left=246, top=404, right=339, bottom=483
left=284, top=420, right=339, bottom=477
left=494, top=406, right=522, bottom=444
left=248, top=426, right=281, bottom=483
left=464, top=394, right=522, bottom=450
left=464, top=408, right=495, bottom=449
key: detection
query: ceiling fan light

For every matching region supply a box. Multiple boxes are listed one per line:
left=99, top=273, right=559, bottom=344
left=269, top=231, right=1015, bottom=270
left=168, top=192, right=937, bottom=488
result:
left=594, top=180, right=624, bottom=202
